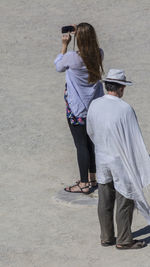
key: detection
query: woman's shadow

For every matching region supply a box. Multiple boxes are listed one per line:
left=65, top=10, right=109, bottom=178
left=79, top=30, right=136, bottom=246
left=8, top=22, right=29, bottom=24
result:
left=132, top=225, right=150, bottom=244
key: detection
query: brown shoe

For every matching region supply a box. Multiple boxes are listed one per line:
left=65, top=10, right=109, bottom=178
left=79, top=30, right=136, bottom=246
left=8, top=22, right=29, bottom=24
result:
left=116, top=240, right=146, bottom=250
left=101, top=238, right=116, bottom=247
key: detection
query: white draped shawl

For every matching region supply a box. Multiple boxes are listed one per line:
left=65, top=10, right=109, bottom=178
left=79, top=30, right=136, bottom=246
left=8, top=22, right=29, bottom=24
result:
left=87, top=95, right=150, bottom=223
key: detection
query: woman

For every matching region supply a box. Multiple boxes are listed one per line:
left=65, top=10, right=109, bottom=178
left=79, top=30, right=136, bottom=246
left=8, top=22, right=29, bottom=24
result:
left=54, top=22, right=104, bottom=194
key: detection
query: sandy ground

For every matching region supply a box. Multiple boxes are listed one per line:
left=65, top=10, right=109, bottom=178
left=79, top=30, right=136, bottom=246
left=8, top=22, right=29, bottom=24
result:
left=0, top=0, right=150, bottom=266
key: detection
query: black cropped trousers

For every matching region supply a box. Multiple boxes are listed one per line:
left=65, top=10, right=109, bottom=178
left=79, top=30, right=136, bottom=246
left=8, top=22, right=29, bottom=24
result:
left=68, top=119, right=96, bottom=182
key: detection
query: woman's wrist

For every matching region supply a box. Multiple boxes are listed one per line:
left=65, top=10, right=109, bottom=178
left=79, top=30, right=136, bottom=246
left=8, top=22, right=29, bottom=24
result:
left=61, top=44, right=68, bottom=54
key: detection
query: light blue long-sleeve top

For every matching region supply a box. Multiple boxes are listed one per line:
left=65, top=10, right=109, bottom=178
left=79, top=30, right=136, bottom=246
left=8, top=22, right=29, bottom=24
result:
left=54, top=50, right=104, bottom=118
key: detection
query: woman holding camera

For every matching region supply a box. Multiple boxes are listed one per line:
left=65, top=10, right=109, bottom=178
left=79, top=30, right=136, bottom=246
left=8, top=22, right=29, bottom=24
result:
left=54, top=23, right=104, bottom=194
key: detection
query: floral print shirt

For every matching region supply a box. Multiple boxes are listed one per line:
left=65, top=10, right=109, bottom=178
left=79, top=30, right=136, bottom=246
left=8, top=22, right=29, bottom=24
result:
left=64, top=87, right=85, bottom=125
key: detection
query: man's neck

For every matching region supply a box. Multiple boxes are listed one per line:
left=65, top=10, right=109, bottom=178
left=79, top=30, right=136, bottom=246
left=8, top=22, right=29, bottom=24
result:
left=107, top=91, right=119, bottom=97
left=107, top=86, right=125, bottom=98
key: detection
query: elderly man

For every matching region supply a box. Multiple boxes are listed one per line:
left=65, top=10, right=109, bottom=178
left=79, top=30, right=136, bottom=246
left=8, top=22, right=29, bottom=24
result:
left=87, top=69, right=150, bottom=249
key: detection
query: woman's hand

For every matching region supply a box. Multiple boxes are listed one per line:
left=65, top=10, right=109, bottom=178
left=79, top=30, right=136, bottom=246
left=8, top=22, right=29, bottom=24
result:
left=62, top=33, right=72, bottom=45
left=61, top=33, right=71, bottom=54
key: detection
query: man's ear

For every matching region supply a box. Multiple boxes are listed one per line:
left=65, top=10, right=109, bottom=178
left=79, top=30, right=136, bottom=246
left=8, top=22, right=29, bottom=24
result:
left=117, top=86, right=125, bottom=97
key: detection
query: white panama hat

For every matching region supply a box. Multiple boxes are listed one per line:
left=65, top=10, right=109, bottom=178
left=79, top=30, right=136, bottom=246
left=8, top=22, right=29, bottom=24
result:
left=103, top=69, right=132, bottom=86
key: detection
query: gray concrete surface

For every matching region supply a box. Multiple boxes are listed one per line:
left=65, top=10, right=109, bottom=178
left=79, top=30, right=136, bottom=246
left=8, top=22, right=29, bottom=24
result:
left=54, top=189, right=98, bottom=206
left=0, top=0, right=150, bottom=266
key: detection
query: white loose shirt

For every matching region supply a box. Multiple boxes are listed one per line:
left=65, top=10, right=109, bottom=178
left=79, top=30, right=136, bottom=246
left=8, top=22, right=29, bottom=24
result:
left=87, top=94, right=150, bottom=224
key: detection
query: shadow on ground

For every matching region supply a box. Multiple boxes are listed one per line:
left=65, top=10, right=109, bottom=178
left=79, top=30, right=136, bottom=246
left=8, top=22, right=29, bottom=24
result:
left=132, top=225, right=150, bottom=244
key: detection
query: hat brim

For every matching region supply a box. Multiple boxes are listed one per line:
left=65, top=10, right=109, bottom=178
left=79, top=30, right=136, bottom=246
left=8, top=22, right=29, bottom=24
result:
left=103, top=79, right=132, bottom=86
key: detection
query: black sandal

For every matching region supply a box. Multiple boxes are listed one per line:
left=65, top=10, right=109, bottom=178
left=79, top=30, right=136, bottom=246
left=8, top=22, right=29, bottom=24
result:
left=89, top=179, right=98, bottom=189
left=64, top=182, right=91, bottom=194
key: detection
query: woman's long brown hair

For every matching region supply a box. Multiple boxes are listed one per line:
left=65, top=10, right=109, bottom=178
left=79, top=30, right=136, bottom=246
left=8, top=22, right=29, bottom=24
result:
left=76, top=23, right=104, bottom=84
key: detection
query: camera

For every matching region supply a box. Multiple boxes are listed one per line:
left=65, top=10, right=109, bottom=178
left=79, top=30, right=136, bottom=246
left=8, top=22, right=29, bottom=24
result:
left=61, top=25, right=75, bottom=34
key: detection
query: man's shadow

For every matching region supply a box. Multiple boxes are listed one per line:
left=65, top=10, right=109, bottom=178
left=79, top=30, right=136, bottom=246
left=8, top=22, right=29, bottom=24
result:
left=132, top=225, right=150, bottom=244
